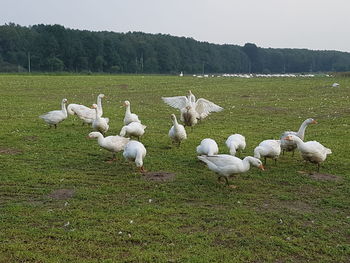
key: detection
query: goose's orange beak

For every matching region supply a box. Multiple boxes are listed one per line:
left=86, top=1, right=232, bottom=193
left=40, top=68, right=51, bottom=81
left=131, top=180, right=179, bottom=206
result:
left=312, top=120, right=318, bottom=124
left=259, top=164, right=265, bottom=171
left=284, top=136, right=292, bottom=141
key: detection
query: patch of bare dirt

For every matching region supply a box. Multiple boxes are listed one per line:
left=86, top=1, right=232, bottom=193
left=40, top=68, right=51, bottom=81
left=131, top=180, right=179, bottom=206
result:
left=282, top=200, right=314, bottom=213
left=0, top=147, right=23, bottom=155
left=298, top=171, right=342, bottom=181
left=309, top=173, right=342, bottom=181
left=48, top=189, right=75, bottom=200
left=23, top=135, right=39, bottom=141
left=142, top=171, right=176, bottom=182
left=116, top=84, right=129, bottom=89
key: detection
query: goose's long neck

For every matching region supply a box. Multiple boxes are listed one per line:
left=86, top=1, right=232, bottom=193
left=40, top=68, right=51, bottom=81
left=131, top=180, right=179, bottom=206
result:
left=241, top=157, right=252, bottom=172
left=297, top=120, right=309, bottom=140
left=61, top=101, right=67, bottom=117
left=125, top=104, right=131, bottom=116
left=254, top=147, right=263, bottom=159
left=95, top=108, right=101, bottom=120
left=96, top=133, right=105, bottom=145
left=135, top=151, right=143, bottom=167
left=173, top=117, right=180, bottom=130
left=97, top=96, right=103, bottom=115
left=291, top=136, right=305, bottom=149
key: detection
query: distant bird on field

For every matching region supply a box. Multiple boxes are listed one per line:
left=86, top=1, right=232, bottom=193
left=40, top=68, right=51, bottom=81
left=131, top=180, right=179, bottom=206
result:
left=254, top=139, right=281, bottom=165
left=196, top=138, right=219, bottom=156
left=198, top=154, right=264, bottom=187
left=123, top=140, right=147, bottom=173
left=280, top=118, right=317, bottom=155
left=168, top=114, right=187, bottom=145
left=91, top=104, right=109, bottom=134
left=285, top=135, right=331, bottom=172
left=162, top=90, right=223, bottom=127
left=120, top=122, right=147, bottom=141
left=225, top=134, right=246, bottom=156
left=39, top=98, right=68, bottom=128
left=123, top=100, right=141, bottom=125
left=88, top=131, right=129, bottom=161
left=67, top=94, right=106, bottom=125
left=332, top=83, right=340, bottom=87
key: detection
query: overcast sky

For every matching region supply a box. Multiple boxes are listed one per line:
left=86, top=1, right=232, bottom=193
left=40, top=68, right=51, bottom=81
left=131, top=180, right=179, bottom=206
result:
left=1, top=0, right=350, bottom=52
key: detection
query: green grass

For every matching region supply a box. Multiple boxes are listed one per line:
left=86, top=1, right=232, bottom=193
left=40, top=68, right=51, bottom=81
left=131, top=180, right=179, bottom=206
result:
left=0, top=74, right=349, bottom=262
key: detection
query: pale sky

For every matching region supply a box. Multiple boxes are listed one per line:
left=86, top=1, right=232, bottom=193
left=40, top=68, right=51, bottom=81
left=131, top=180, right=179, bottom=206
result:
left=1, top=0, right=350, bottom=52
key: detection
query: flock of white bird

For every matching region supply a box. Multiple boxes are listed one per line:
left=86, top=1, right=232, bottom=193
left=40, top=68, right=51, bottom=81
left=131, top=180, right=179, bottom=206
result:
left=39, top=91, right=332, bottom=187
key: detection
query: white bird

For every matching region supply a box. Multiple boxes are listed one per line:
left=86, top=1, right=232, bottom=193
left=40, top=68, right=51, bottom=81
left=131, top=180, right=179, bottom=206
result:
left=254, top=139, right=281, bottom=165
left=225, top=134, right=246, bottom=156
left=280, top=118, right=317, bottom=154
left=120, top=122, right=147, bottom=140
left=123, top=140, right=147, bottom=172
left=67, top=94, right=106, bottom=125
left=162, top=90, right=223, bottom=126
left=196, top=138, right=219, bottom=156
left=332, top=83, right=340, bottom=87
left=198, top=154, right=264, bottom=186
left=285, top=135, right=331, bottom=171
left=168, top=114, right=187, bottom=145
left=39, top=98, right=68, bottom=128
left=123, top=100, right=141, bottom=125
left=92, top=104, right=109, bottom=134
left=88, top=131, right=130, bottom=160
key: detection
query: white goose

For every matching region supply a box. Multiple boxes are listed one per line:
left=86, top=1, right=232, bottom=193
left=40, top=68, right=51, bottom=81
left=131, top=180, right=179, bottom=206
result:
left=88, top=132, right=130, bottom=160
left=67, top=94, right=106, bottom=125
left=285, top=135, right=331, bottom=171
left=196, top=138, right=219, bottom=156
left=254, top=139, right=281, bottom=165
left=281, top=118, right=317, bottom=154
left=123, top=140, right=147, bottom=172
left=92, top=104, right=109, bottom=134
left=198, top=155, right=264, bottom=186
left=162, top=90, right=223, bottom=126
left=168, top=114, right=187, bottom=145
left=123, top=100, right=141, bottom=125
left=39, top=98, right=68, bottom=128
left=120, top=122, right=147, bottom=140
left=225, top=134, right=246, bottom=156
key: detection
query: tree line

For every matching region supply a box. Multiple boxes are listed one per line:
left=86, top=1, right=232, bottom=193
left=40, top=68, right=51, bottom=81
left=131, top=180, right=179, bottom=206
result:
left=1, top=23, right=350, bottom=74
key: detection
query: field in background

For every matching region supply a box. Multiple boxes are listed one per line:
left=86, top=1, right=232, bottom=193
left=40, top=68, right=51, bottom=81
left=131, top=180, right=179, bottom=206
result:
left=0, top=74, right=349, bottom=262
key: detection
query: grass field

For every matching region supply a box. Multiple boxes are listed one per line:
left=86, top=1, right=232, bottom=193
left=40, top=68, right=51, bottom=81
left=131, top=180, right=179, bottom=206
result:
left=0, top=74, right=349, bottom=262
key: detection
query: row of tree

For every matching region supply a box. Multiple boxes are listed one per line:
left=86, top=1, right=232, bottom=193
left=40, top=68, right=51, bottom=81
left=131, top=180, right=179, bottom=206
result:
left=1, top=23, right=350, bottom=74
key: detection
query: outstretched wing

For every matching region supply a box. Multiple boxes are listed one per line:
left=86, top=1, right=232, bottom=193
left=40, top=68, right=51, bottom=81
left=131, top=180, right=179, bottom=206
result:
left=195, top=98, right=223, bottom=119
left=162, top=96, right=189, bottom=109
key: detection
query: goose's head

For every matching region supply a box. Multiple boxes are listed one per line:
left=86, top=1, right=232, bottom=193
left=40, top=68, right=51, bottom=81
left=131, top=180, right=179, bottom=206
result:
left=123, top=100, right=130, bottom=107
left=91, top=104, right=98, bottom=109
left=285, top=135, right=295, bottom=141
left=88, top=132, right=101, bottom=139
left=98, top=94, right=105, bottom=98
left=135, top=158, right=143, bottom=168
left=306, top=118, right=317, bottom=125
left=251, top=157, right=265, bottom=171
left=171, top=114, right=177, bottom=121
left=62, top=98, right=68, bottom=104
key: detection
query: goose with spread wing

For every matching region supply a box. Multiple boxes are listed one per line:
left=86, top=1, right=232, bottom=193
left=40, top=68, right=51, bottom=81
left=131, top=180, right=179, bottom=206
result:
left=162, top=90, right=223, bottom=126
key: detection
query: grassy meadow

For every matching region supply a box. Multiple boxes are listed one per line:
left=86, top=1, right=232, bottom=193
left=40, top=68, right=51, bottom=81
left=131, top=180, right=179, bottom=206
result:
left=0, top=74, right=349, bottom=262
